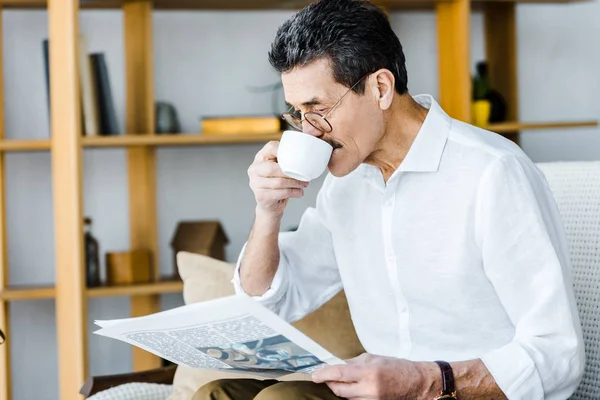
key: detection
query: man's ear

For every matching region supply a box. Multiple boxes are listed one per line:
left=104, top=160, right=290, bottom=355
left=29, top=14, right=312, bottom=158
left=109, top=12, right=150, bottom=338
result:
left=371, top=69, right=395, bottom=111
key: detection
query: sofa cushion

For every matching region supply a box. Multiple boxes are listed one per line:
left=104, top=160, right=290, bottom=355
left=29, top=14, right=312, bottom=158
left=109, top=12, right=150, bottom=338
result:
left=169, top=251, right=363, bottom=400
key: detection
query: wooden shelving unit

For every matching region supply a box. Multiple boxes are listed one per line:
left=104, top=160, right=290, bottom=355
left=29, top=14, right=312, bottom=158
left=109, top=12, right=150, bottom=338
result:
left=485, top=120, right=598, bottom=134
left=0, top=280, right=183, bottom=301
left=0, top=1, right=596, bottom=399
left=0, top=0, right=592, bottom=10
left=81, top=132, right=283, bottom=148
left=0, top=133, right=282, bottom=152
left=87, top=280, right=183, bottom=298
left=2, top=120, right=599, bottom=153
left=0, top=286, right=56, bottom=301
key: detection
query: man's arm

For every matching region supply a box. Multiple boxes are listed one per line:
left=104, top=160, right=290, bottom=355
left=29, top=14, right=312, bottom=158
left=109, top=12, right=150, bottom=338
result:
left=313, top=355, right=507, bottom=400
left=237, top=141, right=307, bottom=297
left=239, top=209, right=284, bottom=296
left=234, top=141, right=342, bottom=321
left=420, top=359, right=507, bottom=399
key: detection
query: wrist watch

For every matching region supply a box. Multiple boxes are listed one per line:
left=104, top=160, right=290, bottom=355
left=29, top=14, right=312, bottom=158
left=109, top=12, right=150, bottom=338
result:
left=433, top=360, right=457, bottom=400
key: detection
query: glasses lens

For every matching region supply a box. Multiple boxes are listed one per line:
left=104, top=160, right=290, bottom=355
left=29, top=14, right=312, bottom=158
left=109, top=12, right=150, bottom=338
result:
left=282, top=113, right=302, bottom=131
left=305, top=113, right=332, bottom=133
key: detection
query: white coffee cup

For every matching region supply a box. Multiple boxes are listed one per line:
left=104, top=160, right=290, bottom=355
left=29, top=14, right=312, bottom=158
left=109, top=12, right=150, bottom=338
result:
left=277, top=130, right=333, bottom=182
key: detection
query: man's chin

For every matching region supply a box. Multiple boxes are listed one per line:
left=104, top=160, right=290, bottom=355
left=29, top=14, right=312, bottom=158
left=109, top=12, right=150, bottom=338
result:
left=327, top=160, right=355, bottom=178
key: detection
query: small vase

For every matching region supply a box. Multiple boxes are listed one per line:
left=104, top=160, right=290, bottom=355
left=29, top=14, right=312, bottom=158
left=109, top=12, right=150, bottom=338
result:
left=156, top=101, right=181, bottom=134
left=472, top=100, right=491, bottom=128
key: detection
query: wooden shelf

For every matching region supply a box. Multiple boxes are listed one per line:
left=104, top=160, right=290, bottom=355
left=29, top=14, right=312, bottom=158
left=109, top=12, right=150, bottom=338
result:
left=486, top=120, right=598, bottom=134
left=0, top=285, right=56, bottom=301
left=0, top=139, right=51, bottom=152
left=81, top=132, right=282, bottom=148
left=87, top=280, right=183, bottom=298
left=0, top=280, right=182, bottom=301
left=1, top=122, right=596, bottom=151
left=0, top=133, right=280, bottom=152
left=1, top=0, right=592, bottom=10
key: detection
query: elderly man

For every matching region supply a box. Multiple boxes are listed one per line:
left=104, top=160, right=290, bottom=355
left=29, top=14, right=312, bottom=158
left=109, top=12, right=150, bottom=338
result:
left=195, top=0, right=584, bottom=399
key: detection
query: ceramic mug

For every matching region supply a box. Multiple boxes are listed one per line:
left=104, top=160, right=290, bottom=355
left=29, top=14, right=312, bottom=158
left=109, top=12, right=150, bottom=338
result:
left=277, top=130, right=333, bottom=182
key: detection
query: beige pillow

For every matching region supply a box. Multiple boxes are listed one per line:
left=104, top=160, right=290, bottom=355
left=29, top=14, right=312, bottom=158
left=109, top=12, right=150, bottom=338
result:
left=169, top=251, right=363, bottom=400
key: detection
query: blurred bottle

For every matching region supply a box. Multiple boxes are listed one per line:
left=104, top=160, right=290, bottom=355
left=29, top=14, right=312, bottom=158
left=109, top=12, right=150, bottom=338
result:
left=84, top=217, right=101, bottom=287
left=472, top=61, right=507, bottom=127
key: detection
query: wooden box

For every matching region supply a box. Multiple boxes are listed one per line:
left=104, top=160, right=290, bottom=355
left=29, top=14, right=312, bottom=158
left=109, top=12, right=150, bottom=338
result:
left=106, top=250, right=152, bottom=285
left=170, top=221, right=229, bottom=275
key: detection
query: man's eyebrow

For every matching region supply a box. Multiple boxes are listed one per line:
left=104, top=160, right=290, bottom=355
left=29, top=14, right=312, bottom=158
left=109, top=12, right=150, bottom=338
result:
left=288, top=97, right=324, bottom=109
left=302, top=97, right=323, bottom=107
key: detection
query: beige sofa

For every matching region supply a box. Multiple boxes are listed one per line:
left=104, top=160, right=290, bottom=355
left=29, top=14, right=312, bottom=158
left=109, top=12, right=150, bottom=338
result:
left=84, top=161, right=600, bottom=400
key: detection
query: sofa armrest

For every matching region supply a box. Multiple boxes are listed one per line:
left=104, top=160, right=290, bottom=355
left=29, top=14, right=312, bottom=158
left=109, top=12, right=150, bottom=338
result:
left=80, top=365, right=177, bottom=398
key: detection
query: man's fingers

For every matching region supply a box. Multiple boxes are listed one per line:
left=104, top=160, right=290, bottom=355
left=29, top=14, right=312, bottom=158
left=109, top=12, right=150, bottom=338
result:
left=254, top=141, right=279, bottom=162
left=252, top=176, right=308, bottom=190
left=312, top=365, right=362, bottom=383
left=249, top=160, right=287, bottom=179
left=255, top=188, right=304, bottom=204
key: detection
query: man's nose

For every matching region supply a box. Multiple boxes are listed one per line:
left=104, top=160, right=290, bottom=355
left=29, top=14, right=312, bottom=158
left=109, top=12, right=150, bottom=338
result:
left=302, top=120, right=324, bottom=138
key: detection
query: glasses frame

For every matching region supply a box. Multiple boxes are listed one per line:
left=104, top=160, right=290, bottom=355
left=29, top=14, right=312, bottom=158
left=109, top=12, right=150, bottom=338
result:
left=282, top=74, right=370, bottom=134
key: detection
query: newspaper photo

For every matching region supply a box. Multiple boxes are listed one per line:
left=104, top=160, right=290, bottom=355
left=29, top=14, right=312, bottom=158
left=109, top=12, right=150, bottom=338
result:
left=94, top=295, right=345, bottom=377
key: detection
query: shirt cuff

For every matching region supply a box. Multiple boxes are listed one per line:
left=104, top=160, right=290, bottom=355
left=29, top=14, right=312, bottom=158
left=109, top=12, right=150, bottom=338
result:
left=231, top=242, right=289, bottom=309
left=480, top=341, right=545, bottom=400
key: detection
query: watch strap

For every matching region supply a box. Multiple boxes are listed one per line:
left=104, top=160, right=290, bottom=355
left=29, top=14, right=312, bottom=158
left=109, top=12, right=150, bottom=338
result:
left=434, top=360, right=456, bottom=398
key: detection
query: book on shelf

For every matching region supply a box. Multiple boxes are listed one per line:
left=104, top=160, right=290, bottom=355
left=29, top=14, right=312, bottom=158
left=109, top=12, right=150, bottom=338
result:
left=90, top=53, right=120, bottom=135
left=42, top=37, right=120, bottom=136
left=200, top=115, right=283, bottom=135
left=42, top=39, right=50, bottom=119
left=78, top=35, right=101, bottom=136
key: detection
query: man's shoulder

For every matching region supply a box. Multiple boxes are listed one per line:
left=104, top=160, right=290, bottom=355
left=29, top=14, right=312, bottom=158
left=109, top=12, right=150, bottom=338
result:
left=445, top=118, right=533, bottom=169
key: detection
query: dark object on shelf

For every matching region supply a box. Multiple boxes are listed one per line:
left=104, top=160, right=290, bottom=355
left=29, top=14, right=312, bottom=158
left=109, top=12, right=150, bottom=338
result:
left=472, top=61, right=507, bottom=123
left=84, top=217, right=101, bottom=288
left=106, top=250, right=152, bottom=286
left=42, top=39, right=50, bottom=120
left=90, top=53, right=120, bottom=135
left=0, top=327, right=5, bottom=344
left=170, top=221, right=229, bottom=275
left=156, top=101, right=181, bottom=134
left=486, top=90, right=507, bottom=123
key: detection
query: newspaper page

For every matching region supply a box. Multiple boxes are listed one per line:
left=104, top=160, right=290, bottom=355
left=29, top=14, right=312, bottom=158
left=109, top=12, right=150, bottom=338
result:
left=94, top=295, right=344, bottom=377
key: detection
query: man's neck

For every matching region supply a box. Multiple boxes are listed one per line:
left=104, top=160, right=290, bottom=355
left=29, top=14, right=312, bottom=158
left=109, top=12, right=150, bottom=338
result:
left=364, top=94, right=429, bottom=182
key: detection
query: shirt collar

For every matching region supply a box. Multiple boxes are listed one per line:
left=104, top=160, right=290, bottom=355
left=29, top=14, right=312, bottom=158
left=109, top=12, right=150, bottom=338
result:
left=397, top=94, right=451, bottom=173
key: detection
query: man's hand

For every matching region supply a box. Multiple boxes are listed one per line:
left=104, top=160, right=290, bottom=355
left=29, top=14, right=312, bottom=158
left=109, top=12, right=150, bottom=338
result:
left=248, top=141, right=308, bottom=217
left=312, top=353, right=439, bottom=400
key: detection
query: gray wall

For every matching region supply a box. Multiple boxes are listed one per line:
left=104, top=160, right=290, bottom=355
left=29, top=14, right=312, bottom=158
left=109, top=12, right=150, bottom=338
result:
left=2, top=5, right=598, bottom=399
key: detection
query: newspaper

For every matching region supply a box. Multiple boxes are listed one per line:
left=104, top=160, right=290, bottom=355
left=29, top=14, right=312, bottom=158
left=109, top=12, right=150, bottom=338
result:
left=94, top=295, right=344, bottom=377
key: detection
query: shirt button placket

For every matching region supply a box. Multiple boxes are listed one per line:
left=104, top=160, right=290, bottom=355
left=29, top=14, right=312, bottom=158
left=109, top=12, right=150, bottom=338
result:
left=381, top=179, right=412, bottom=357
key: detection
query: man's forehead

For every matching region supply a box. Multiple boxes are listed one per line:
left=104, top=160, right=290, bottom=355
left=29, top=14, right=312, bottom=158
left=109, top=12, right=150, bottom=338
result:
left=281, top=60, right=338, bottom=107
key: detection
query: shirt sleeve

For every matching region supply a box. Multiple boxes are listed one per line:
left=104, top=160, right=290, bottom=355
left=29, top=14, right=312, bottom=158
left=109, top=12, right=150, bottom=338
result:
left=476, top=155, right=585, bottom=400
left=232, top=174, right=342, bottom=323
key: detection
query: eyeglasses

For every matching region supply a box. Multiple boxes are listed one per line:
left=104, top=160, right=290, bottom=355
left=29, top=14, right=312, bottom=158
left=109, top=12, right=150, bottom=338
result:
left=282, top=74, right=369, bottom=134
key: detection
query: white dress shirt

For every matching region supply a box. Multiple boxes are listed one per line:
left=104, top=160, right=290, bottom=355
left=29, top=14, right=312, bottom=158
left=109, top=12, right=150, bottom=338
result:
left=233, top=95, right=585, bottom=400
